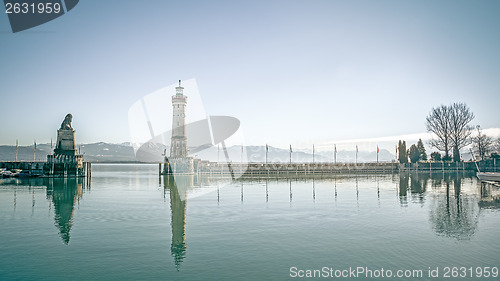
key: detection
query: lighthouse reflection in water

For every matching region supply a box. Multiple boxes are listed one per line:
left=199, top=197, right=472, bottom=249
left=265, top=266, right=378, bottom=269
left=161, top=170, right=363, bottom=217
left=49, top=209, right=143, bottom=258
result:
left=164, top=175, right=189, bottom=270
left=163, top=173, right=222, bottom=269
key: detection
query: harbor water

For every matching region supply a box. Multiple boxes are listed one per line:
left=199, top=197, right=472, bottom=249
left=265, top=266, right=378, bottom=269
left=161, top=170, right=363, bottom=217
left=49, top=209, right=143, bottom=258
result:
left=0, top=164, right=499, bottom=280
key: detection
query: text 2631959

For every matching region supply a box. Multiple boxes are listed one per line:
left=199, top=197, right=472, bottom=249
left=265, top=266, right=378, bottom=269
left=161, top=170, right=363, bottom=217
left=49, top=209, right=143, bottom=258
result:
left=5, top=2, right=62, bottom=14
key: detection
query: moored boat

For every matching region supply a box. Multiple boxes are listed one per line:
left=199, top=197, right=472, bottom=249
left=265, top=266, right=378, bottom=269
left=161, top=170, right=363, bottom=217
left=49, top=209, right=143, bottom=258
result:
left=2, top=170, right=13, bottom=178
left=477, top=172, right=500, bottom=182
left=469, top=148, right=500, bottom=182
left=16, top=170, right=31, bottom=178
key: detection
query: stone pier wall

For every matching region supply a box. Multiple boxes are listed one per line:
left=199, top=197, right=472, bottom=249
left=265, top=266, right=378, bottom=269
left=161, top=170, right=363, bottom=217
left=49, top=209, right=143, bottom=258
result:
left=1, top=159, right=88, bottom=177
left=161, top=159, right=499, bottom=176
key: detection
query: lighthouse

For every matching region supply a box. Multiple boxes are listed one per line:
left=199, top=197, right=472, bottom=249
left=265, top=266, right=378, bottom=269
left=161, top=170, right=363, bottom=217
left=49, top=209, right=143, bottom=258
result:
left=170, top=80, right=188, bottom=158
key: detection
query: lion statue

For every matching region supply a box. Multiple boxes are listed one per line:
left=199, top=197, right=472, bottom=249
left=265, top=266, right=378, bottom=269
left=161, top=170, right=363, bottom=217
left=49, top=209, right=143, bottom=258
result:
left=60, top=113, right=73, bottom=130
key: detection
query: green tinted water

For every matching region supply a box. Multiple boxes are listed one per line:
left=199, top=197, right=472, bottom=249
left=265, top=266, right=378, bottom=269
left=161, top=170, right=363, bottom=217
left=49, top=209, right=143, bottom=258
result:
left=0, top=164, right=499, bottom=280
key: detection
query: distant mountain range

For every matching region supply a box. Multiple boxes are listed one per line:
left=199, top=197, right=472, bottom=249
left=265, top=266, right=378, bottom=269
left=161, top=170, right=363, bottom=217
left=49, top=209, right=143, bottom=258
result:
left=0, top=142, right=137, bottom=162
left=0, top=142, right=395, bottom=163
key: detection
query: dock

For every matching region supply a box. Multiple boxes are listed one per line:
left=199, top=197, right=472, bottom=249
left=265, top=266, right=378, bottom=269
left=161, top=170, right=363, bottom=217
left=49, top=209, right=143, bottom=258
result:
left=0, top=161, right=91, bottom=178
left=160, top=159, right=499, bottom=176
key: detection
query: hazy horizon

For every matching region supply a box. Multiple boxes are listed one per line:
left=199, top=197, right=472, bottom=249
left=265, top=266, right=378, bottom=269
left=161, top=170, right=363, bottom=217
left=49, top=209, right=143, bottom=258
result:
left=2, top=126, right=498, bottom=155
left=1, top=1, right=499, bottom=151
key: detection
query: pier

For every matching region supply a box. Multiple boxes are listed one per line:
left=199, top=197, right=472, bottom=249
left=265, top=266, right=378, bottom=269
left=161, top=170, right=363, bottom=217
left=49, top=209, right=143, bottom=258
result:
left=160, top=159, right=499, bottom=177
left=0, top=161, right=91, bottom=178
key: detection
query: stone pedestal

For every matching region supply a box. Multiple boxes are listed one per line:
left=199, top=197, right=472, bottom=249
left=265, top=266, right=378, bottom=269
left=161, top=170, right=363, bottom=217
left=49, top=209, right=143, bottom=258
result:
left=46, top=114, right=84, bottom=177
left=46, top=154, right=84, bottom=176
left=54, top=129, right=76, bottom=156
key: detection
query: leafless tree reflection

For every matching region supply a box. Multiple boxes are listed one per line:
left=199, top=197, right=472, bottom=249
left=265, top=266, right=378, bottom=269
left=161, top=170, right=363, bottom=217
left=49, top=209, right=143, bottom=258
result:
left=429, top=175, right=479, bottom=240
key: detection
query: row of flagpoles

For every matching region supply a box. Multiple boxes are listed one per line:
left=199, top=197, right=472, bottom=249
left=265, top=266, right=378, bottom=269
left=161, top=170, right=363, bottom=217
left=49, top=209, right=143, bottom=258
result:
left=14, top=139, right=54, bottom=162
left=214, top=144, right=385, bottom=164
left=263, top=144, right=382, bottom=164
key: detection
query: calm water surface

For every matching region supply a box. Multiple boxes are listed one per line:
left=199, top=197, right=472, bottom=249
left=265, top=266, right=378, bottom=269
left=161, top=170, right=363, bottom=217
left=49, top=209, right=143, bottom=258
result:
left=1, top=164, right=499, bottom=280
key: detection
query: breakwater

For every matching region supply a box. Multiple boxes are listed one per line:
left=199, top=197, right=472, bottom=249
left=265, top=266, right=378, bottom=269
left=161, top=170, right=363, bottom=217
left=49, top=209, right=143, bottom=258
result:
left=0, top=161, right=91, bottom=178
left=161, top=159, right=499, bottom=176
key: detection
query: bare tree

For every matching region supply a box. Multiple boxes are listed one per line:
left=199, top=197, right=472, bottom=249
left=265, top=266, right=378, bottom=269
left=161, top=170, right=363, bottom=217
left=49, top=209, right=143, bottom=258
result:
left=426, top=105, right=451, bottom=159
left=426, top=103, right=474, bottom=161
left=449, top=102, right=474, bottom=161
left=472, top=126, right=494, bottom=160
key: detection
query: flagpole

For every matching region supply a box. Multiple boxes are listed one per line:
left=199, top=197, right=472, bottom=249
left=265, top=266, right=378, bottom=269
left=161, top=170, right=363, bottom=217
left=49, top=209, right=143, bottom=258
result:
left=289, top=145, right=292, bottom=164
left=16, top=139, right=18, bottom=162
left=240, top=145, right=244, bottom=174
left=33, top=139, right=36, bottom=162
left=355, top=145, right=358, bottom=165
left=377, top=145, right=379, bottom=164
left=312, top=144, right=315, bottom=163
left=265, top=144, right=268, bottom=164
left=334, top=144, right=337, bottom=164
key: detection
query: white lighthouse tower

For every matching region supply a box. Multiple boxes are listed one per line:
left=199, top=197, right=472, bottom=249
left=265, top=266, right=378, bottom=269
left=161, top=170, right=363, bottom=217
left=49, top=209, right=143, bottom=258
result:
left=170, top=80, right=188, bottom=158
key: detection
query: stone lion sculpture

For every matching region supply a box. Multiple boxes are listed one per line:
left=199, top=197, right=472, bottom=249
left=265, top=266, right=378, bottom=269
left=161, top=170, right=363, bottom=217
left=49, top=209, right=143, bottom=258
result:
left=60, top=113, right=73, bottom=130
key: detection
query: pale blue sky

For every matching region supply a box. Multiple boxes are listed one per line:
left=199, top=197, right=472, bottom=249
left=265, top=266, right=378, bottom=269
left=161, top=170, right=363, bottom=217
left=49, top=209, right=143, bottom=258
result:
left=1, top=0, right=499, bottom=150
